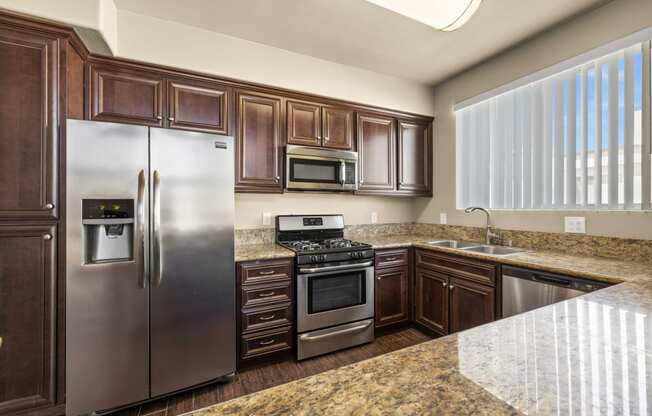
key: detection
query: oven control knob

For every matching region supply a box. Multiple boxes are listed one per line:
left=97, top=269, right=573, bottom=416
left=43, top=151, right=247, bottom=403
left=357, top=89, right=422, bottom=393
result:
left=310, top=255, right=317, bottom=262
left=320, top=255, right=326, bottom=262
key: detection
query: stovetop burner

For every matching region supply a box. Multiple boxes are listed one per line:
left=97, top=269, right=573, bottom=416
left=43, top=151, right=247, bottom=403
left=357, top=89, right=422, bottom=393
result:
left=280, top=238, right=371, bottom=254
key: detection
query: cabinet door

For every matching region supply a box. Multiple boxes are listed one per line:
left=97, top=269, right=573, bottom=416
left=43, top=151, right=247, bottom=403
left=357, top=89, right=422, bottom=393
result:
left=449, top=277, right=495, bottom=333
left=287, top=101, right=321, bottom=146
left=397, top=121, right=431, bottom=194
left=375, top=267, right=409, bottom=328
left=89, top=64, right=164, bottom=126
left=167, top=79, right=230, bottom=134
left=235, top=90, right=283, bottom=193
left=0, top=224, right=56, bottom=415
left=0, top=28, right=58, bottom=220
left=415, top=268, right=448, bottom=335
left=356, top=114, right=396, bottom=193
left=322, top=106, right=353, bottom=150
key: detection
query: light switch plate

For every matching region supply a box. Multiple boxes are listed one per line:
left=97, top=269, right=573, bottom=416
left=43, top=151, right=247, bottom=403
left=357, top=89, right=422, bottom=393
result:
left=564, top=216, right=586, bottom=234
left=440, top=213, right=447, bottom=225
left=262, top=212, right=272, bottom=226
left=371, top=212, right=378, bottom=224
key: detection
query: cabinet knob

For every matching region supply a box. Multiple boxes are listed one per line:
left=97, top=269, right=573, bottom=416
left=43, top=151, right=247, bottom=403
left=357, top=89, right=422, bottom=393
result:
left=359, top=179, right=364, bottom=184
left=324, top=136, right=330, bottom=142
left=156, top=116, right=162, bottom=120
left=43, top=234, right=52, bottom=240
left=442, top=282, right=447, bottom=287
left=377, top=277, right=381, bottom=281
left=45, top=203, right=54, bottom=209
left=168, top=117, right=175, bottom=121
left=274, top=176, right=280, bottom=182
left=449, top=285, right=455, bottom=290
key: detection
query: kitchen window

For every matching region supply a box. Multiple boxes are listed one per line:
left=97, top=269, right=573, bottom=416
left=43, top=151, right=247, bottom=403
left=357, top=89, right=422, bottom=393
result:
left=455, top=32, right=652, bottom=211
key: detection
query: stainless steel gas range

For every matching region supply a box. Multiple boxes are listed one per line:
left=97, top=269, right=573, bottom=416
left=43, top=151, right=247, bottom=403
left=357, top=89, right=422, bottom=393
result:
left=276, top=215, right=375, bottom=360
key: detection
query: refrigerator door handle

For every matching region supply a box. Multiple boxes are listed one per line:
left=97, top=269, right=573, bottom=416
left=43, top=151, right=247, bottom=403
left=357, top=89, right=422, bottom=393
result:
left=153, top=170, right=163, bottom=287
left=137, top=170, right=147, bottom=289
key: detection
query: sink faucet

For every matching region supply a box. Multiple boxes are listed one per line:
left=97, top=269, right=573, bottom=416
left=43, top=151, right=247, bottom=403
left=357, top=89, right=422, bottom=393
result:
left=464, top=207, right=499, bottom=245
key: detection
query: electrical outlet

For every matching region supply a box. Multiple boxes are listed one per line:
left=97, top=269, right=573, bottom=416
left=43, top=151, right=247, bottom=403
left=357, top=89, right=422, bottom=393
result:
left=262, top=212, right=272, bottom=226
left=564, top=216, right=586, bottom=234
left=371, top=212, right=378, bottom=224
left=440, top=213, right=447, bottom=225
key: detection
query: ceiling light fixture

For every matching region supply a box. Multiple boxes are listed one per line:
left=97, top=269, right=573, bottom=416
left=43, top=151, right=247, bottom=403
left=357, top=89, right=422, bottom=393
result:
left=364, top=0, right=483, bottom=32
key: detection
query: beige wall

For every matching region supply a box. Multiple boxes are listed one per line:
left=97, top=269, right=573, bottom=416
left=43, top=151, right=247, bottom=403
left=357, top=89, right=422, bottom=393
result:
left=0, top=0, right=118, bottom=52
left=115, top=10, right=436, bottom=116
left=235, top=193, right=418, bottom=229
left=415, top=0, right=652, bottom=240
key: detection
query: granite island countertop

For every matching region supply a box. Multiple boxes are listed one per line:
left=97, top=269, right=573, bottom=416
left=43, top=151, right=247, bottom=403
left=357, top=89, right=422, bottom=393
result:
left=215, top=234, right=652, bottom=415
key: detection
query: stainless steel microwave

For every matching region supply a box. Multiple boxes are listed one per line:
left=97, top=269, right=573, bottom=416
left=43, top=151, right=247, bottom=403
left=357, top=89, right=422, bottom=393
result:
left=285, top=145, right=358, bottom=191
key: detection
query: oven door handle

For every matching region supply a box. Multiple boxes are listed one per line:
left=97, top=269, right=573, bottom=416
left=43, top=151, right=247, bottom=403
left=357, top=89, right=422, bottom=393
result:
left=299, top=320, right=373, bottom=342
left=298, top=261, right=373, bottom=274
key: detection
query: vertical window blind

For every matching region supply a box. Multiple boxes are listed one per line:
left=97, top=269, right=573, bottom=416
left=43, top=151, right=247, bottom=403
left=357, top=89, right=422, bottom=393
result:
left=455, top=39, right=652, bottom=211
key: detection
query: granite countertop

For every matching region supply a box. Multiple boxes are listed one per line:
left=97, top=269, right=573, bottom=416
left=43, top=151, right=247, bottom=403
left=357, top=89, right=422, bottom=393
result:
left=209, top=234, right=652, bottom=415
left=234, top=243, right=294, bottom=262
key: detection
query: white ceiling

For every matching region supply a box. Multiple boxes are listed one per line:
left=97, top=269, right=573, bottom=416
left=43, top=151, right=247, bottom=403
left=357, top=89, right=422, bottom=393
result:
left=113, top=0, right=609, bottom=85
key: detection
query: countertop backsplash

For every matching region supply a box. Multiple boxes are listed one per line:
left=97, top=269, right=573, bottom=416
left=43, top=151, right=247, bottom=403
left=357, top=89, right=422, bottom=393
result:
left=235, top=222, right=652, bottom=264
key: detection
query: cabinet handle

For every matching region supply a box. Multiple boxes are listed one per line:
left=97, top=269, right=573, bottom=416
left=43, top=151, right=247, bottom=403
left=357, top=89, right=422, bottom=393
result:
left=384, top=257, right=398, bottom=262
left=274, top=176, right=280, bottom=183
left=324, top=136, right=330, bottom=142
left=449, top=285, right=455, bottom=290
left=0, top=336, right=3, bottom=349
left=168, top=117, right=175, bottom=121
left=43, top=234, right=52, bottom=240
left=442, top=282, right=447, bottom=287
left=156, top=115, right=162, bottom=120
left=258, top=291, right=276, bottom=297
left=258, top=270, right=276, bottom=275
left=259, top=314, right=276, bottom=321
left=259, top=339, right=276, bottom=346
left=45, top=203, right=54, bottom=209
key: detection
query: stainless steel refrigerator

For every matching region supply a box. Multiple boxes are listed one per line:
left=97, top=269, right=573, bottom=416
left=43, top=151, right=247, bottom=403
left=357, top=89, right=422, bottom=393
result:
left=65, top=119, right=235, bottom=416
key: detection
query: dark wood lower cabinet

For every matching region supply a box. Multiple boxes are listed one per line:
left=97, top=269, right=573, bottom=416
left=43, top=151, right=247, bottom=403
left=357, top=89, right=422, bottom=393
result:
left=414, top=268, right=449, bottom=335
left=237, top=258, right=294, bottom=366
left=449, top=277, right=495, bottom=333
left=414, top=249, right=497, bottom=336
left=374, top=267, right=409, bottom=328
left=0, top=224, right=57, bottom=415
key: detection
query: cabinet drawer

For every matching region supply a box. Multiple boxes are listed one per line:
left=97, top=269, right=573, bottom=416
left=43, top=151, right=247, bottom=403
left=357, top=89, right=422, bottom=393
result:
left=415, top=249, right=496, bottom=286
left=240, top=260, right=292, bottom=285
left=375, top=249, right=409, bottom=269
left=241, top=325, right=293, bottom=360
left=241, top=281, right=292, bottom=308
left=241, top=303, right=292, bottom=333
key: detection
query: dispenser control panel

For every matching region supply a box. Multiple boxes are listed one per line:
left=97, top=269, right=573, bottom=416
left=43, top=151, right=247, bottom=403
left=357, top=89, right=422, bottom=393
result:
left=82, top=199, right=134, bottom=220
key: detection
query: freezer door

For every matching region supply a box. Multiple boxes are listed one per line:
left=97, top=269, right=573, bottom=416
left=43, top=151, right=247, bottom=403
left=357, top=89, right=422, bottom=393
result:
left=66, top=120, right=150, bottom=415
left=149, top=128, right=235, bottom=396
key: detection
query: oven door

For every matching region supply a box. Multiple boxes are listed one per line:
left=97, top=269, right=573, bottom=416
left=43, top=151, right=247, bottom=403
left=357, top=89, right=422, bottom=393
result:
left=297, top=261, right=374, bottom=332
left=286, top=154, right=357, bottom=191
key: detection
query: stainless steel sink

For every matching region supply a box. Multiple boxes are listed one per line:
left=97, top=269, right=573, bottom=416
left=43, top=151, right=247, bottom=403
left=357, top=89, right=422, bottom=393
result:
left=461, top=245, right=526, bottom=256
left=427, top=240, right=482, bottom=249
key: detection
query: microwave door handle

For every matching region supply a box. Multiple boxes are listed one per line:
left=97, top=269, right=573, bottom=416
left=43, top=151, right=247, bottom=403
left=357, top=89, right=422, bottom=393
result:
left=340, top=161, right=345, bottom=185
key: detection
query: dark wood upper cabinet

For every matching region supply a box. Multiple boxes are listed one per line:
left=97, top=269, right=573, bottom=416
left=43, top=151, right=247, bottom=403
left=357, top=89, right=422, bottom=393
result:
left=397, top=120, right=431, bottom=195
left=356, top=113, right=396, bottom=193
left=89, top=63, right=165, bottom=127
left=415, top=268, right=449, bottom=335
left=449, top=277, right=495, bottom=333
left=167, top=79, right=230, bottom=135
left=375, top=266, right=409, bottom=328
left=0, top=27, right=58, bottom=220
left=235, top=90, right=284, bottom=193
left=0, top=224, right=57, bottom=415
left=322, top=106, right=354, bottom=150
left=287, top=100, right=321, bottom=146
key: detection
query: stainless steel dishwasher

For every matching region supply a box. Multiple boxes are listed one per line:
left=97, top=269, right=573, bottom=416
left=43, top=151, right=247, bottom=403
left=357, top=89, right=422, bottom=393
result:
left=501, top=266, right=610, bottom=318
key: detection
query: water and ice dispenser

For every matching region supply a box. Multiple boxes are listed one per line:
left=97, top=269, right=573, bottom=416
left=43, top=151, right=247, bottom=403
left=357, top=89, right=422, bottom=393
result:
left=82, top=199, right=134, bottom=264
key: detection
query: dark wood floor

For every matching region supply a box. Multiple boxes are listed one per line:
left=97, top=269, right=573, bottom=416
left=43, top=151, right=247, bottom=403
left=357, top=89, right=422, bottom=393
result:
left=114, top=326, right=432, bottom=416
